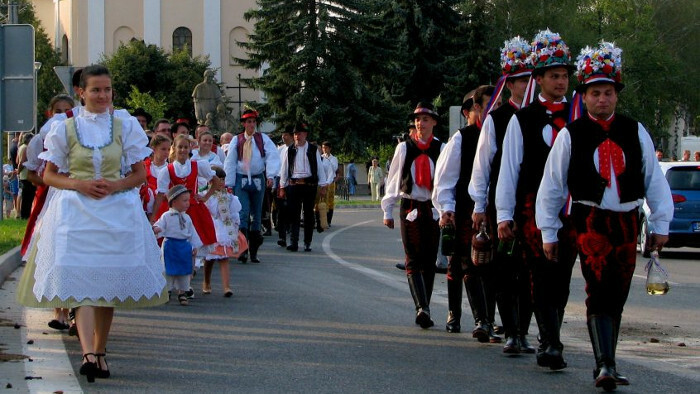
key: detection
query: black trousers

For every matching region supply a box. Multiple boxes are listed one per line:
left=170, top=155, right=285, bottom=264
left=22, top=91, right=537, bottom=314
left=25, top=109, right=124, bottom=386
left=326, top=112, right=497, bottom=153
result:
left=287, top=184, right=317, bottom=246
left=19, top=179, right=36, bottom=220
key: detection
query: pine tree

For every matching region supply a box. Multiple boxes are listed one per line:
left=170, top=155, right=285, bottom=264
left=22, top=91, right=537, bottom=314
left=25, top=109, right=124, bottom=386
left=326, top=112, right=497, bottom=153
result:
left=239, top=0, right=404, bottom=154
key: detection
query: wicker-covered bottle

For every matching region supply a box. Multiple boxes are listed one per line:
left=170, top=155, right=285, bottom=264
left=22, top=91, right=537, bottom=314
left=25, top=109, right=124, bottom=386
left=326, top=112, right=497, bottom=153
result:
left=471, top=222, right=492, bottom=265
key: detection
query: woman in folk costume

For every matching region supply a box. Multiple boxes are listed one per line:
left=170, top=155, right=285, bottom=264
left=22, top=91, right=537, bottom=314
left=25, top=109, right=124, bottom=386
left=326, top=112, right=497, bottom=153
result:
left=16, top=65, right=168, bottom=383
left=140, top=134, right=171, bottom=215
left=382, top=102, right=444, bottom=329
left=203, top=166, right=245, bottom=297
left=536, top=42, right=673, bottom=391
left=150, top=134, right=218, bottom=248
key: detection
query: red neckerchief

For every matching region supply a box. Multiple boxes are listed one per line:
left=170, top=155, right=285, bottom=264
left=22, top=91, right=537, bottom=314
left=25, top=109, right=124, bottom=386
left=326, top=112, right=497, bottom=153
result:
left=589, top=113, right=615, bottom=131
left=591, top=114, right=624, bottom=193
left=541, top=100, right=566, bottom=145
left=413, top=135, right=433, bottom=191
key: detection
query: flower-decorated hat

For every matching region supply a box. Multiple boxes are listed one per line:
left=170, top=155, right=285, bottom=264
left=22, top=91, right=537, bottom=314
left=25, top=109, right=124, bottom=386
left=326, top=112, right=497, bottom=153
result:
left=530, top=29, right=574, bottom=75
left=501, top=36, right=534, bottom=78
left=575, top=41, right=624, bottom=93
left=240, top=109, right=259, bottom=122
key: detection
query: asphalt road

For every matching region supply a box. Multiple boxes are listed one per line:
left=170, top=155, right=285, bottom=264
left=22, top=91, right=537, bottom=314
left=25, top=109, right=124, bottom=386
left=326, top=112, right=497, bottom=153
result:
left=1, top=208, right=699, bottom=393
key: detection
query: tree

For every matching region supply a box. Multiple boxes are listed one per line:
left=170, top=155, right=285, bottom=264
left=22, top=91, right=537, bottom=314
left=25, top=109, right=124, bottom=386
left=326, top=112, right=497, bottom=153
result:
left=239, top=0, right=409, bottom=155
left=101, top=40, right=210, bottom=122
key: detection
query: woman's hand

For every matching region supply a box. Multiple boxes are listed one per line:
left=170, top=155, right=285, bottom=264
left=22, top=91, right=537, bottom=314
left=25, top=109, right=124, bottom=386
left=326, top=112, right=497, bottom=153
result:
left=75, top=179, right=111, bottom=199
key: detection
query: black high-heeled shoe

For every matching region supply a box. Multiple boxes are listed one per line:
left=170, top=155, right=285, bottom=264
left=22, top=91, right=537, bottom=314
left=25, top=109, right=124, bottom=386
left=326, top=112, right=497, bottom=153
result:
left=95, top=353, right=110, bottom=379
left=79, top=353, right=98, bottom=383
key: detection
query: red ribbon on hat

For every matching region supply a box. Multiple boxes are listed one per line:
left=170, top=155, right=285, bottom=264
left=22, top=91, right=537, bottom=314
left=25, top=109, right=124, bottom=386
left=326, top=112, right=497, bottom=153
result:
left=241, top=111, right=259, bottom=120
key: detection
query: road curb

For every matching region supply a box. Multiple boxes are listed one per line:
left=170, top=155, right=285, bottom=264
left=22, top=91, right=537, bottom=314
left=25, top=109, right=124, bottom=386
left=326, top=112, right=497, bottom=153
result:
left=0, top=246, right=21, bottom=286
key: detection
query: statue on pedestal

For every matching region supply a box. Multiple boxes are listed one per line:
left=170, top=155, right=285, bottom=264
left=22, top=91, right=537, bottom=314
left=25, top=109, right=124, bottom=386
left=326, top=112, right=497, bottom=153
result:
left=192, top=69, right=223, bottom=126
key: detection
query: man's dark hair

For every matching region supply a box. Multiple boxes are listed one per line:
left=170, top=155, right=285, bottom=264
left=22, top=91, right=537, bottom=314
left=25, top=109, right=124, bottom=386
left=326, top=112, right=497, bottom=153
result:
left=473, top=85, right=496, bottom=108
left=71, top=68, right=83, bottom=88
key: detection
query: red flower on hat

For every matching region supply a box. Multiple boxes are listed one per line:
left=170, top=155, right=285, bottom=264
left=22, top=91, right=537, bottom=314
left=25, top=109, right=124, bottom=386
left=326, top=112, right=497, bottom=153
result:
left=539, top=54, right=549, bottom=62
left=554, top=49, right=564, bottom=58
left=584, top=64, right=593, bottom=75
left=602, top=64, right=613, bottom=74
left=504, top=64, right=512, bottom=72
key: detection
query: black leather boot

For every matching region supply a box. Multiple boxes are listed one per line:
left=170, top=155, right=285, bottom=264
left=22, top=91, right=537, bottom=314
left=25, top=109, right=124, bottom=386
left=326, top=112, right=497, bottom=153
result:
left=499, top=292, right=520, bottom=353
left=407, top=274, right=434, bottom=329
left=445, top=278, right=462, bottom=333
left=465, top=275, right=489, bottom=343
left=238, top=228, right=249, bottom=263
left=610, top=316, right=629, bottom=385
left=588, top=315, right=617, bottom=392
left=249, top=230, right=263, bottom=263
left=541, top=307, right=567, bottom=370
left=327, top=209, right=334, bottom=227
left=519, top=295, right=536, bottom=353
left=315, top=211, right=324, bottom=233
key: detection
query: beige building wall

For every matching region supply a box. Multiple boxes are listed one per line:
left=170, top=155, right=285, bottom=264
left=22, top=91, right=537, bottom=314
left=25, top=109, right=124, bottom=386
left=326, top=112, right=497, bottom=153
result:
left=31, top=0, right=260, bottom=118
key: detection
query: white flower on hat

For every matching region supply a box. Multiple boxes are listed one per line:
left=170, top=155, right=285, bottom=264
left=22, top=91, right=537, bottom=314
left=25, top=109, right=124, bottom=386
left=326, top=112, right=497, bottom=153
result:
left=531, top=28, right=572, bottom=69
left=576, top=41, right=623, bottom=85
left=501, top=36, right=534, bottom=77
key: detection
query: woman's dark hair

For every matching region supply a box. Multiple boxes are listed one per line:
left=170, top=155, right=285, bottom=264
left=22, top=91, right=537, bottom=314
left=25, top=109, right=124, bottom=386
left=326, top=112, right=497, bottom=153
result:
left=21, top=133, right=34, bottom=145
left=172, top=122, right=191, bottom=136
left=79, top=65, right=111, bottom=88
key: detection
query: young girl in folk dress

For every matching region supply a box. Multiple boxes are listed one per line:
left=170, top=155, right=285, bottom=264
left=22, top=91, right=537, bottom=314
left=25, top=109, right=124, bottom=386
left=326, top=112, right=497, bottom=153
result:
left=151, top=135, right=218, bottom=281
left=203, top=167, right=245, bottom=297
left=140, top=134, right=171, bottom=215
left=16, top=65, right=167, bottom=383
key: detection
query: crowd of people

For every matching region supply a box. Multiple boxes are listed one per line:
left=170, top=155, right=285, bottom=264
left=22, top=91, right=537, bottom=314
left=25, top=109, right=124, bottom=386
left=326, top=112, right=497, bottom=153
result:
left=8, top=27, right=677, bottom=391
left=381, top=29, right=673, bottom=392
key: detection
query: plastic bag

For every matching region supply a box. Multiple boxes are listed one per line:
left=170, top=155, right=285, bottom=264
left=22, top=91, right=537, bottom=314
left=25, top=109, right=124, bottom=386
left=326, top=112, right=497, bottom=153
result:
left=645, top=251, right=669, bottom=295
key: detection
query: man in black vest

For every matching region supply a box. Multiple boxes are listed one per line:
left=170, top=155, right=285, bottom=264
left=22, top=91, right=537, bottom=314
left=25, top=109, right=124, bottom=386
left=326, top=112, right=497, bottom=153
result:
left=433, top=86, right=503, bottom=344
left=382, top=102, right=444, bottom=329
left=536, top=42, right=673, bottom=390
left=470, top=36, right=536, bottom=354
left=279, top=123, right=330, bottom=252
left=496, top=29, right=578, bottom=370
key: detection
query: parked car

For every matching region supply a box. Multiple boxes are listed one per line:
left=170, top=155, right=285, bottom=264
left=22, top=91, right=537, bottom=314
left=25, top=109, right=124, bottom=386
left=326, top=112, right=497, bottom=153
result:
left=639, top=161, right=700, bottom=257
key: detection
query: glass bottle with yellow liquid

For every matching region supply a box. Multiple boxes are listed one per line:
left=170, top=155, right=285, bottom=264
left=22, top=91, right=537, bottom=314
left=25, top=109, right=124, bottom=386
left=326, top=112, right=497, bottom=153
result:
left=645, top=250, right=670, bottom=295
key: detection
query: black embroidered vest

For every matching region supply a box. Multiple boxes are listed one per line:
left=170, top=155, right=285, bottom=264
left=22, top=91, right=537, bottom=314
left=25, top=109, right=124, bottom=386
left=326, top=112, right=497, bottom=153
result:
left=515, top=100, right=570, bottom=201
left=487, top=103, right=517, bottom=205
left=400, top=138, right=443, bottom=194
left=455, top=125, right=480, bottom=211
left=568, top=114, right=644, bottom=204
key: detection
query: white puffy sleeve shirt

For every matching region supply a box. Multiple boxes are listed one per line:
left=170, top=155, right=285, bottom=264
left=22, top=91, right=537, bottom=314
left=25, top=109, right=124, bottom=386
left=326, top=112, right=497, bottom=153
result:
left=39, top=110, right=151, bottom=176
left=432, top=131, right=463, bottom=215
left=156, top=159, right=214, bottom=194
left=535, top=123, right=674, bottom=243
left=468, top=114, right=499, bottom=214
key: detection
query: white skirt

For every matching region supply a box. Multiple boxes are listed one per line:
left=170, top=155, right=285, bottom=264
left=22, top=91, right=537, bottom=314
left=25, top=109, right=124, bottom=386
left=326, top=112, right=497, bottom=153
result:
left=31, top=188, right=166, bottom=303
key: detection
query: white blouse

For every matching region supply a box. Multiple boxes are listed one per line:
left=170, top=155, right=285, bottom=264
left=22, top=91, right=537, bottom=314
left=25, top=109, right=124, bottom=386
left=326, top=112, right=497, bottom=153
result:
left=156, top=159, right=214, bottom=194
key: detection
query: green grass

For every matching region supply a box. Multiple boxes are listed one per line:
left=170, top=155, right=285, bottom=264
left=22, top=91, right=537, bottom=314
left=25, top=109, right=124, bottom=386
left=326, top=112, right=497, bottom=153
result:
left=335, top=198, right=381, bottom=206
left=0, top=219, right=26, bottom=255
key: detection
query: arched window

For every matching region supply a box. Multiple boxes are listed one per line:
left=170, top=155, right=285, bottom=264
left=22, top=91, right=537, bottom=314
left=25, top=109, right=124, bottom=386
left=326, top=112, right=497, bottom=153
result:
left=173, top=27, right=192, bottom=56
left=61, top=34, right=69, bottom=63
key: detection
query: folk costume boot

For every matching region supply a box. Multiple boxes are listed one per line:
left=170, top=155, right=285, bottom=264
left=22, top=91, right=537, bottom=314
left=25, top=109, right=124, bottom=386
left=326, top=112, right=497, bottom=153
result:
left=498, top=292, right=520, bottom=354
left=249, top=230, right=263, bottom=263
left=407, top=274, right=434, bottom=329
left=465, top=275, right=489, bottom=343
left=519, top=294, right=536, bottom=353
left=588, top=315, right=617, bottom=392
left=445, top=277, right=463, bottom=333
left=538, top=307, right=567, bottom=370
left=327, top=209, right=334, bottom=227
left=238, top=228, right=249, bottom=263
left=610, top=316, right=629, bottom=385
left=315, top=211, right=324, bottom=233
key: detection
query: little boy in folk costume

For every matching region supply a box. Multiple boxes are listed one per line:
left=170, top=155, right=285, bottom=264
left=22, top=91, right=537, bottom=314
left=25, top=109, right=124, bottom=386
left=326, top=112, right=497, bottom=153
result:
left=203, top=167, right=246, bottom=297
left=536, top=42, right=673, bottom=391
left=153, top=185, right=203, bottom=306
